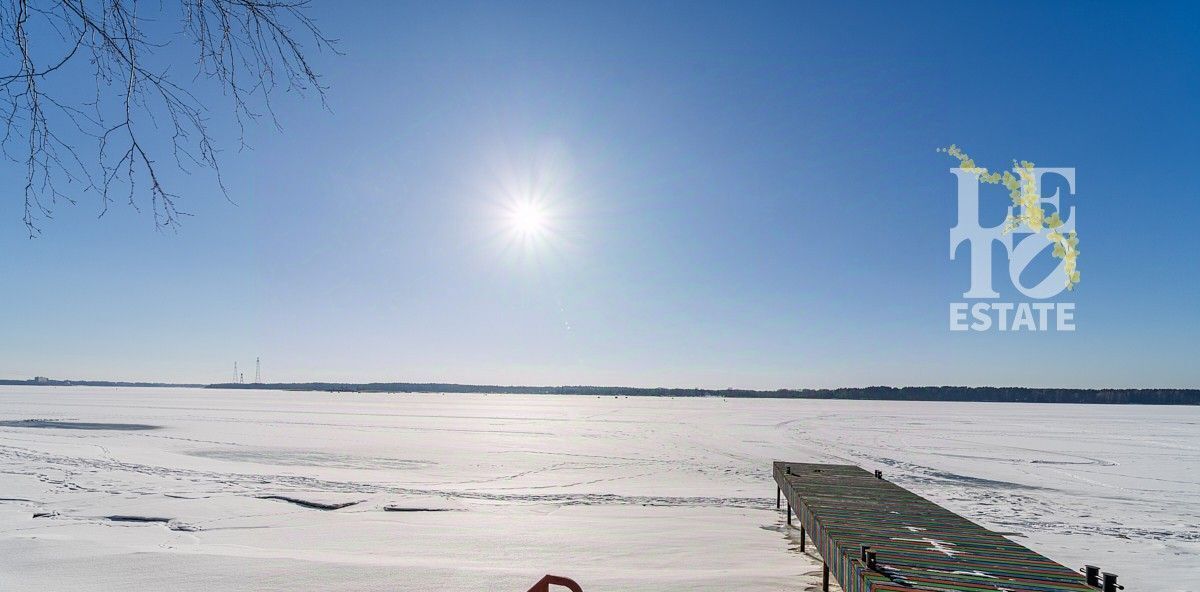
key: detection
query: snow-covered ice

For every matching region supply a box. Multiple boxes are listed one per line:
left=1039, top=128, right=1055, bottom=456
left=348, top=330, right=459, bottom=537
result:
left=0, top=387, right=1196, bottom=591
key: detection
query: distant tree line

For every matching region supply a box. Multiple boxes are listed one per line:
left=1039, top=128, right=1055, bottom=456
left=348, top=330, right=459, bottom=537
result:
left=6, top=377, right=1195, bottom=404
left=202, top=383, right=1200, bottom=405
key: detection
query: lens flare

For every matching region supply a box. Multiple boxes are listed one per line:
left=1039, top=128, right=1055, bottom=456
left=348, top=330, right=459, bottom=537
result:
left=510, top=201, right=547, bottom=237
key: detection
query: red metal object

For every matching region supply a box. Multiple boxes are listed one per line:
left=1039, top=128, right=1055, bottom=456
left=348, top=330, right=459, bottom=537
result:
left=525, top=574, right=583, bottom=592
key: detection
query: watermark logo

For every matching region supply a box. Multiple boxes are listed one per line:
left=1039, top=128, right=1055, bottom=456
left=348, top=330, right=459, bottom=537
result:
left=940, top=145, right=1079, bottom=331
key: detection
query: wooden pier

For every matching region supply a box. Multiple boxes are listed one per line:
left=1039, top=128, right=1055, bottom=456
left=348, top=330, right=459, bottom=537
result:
left=774, top=462, right=1113, bottom=592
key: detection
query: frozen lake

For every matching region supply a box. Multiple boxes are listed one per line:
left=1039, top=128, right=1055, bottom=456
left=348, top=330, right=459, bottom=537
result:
left=0, top=387, right=1196, bottom=591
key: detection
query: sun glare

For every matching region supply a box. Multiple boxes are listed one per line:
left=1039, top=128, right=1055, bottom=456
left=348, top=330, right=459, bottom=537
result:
left=485, top=149, right=572, bottom=259
left=510, top=201, right=547, bottom=237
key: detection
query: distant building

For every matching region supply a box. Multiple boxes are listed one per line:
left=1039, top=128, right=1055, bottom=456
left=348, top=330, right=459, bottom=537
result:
left=33, top=376, right=50, bottom=384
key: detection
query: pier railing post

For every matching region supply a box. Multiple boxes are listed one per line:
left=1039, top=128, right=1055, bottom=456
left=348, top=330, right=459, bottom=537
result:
left=822, top=563, right=829, bottom=592
left=786, top=500, right=791, bottom=524
left=1101, top=572, right=1123, bottom=592
left=776, top=487, right=780, bottom=509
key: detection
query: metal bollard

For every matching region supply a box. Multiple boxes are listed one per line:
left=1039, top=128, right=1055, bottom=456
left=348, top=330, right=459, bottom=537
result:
left=1081, top=565, right=1100, bottom=587
left=874, top=469, right=883, bottom=479
left=866, top=550, right=878, bottom=571
left=860, top=545, right=871, bottom=561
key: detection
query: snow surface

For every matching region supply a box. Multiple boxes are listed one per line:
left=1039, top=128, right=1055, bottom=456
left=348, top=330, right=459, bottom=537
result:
left=0, top=387, right=1196, bottom=591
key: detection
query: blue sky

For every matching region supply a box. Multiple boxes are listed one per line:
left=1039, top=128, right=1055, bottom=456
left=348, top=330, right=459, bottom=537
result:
left=2, top=2, right=1197, bottom=388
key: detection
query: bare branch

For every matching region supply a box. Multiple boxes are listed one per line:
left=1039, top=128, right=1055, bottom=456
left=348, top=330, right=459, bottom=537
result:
left=0, top=0, right=336, bottom=236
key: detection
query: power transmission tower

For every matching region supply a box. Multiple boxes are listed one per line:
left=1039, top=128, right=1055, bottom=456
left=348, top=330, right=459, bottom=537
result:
left=255, top=357, right=261, bottom=384
left=234, top=361, right=239, bottom=383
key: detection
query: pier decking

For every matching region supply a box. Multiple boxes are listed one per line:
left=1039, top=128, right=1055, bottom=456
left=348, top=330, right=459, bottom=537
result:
left=774, top=462, right=1104, bottom=592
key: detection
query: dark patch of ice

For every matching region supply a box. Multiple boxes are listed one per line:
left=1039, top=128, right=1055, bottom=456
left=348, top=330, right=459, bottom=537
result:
left=382, top=506, right=454, bottom=512
left=103, top=515, right=199, bottom=531
left=106, top=515, right=172, bottom=523
left=0, top=419, right=159, bottom=431
left=922, top=470, right=1044, bottom=490
left=257, top=495, right=360, bottom=510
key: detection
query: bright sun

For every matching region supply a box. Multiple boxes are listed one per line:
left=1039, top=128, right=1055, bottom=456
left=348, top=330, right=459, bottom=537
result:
left=510, top=201, right=547, bottom=237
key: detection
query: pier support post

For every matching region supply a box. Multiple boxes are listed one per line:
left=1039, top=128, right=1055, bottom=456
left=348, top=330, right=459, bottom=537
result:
left=776, top=487, right=780, bottom=509
left=786, top=500, right=791, bottom=524
left=799, top=525, right=805, bottom=551
left=822, top=563, right=829, bottom=591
